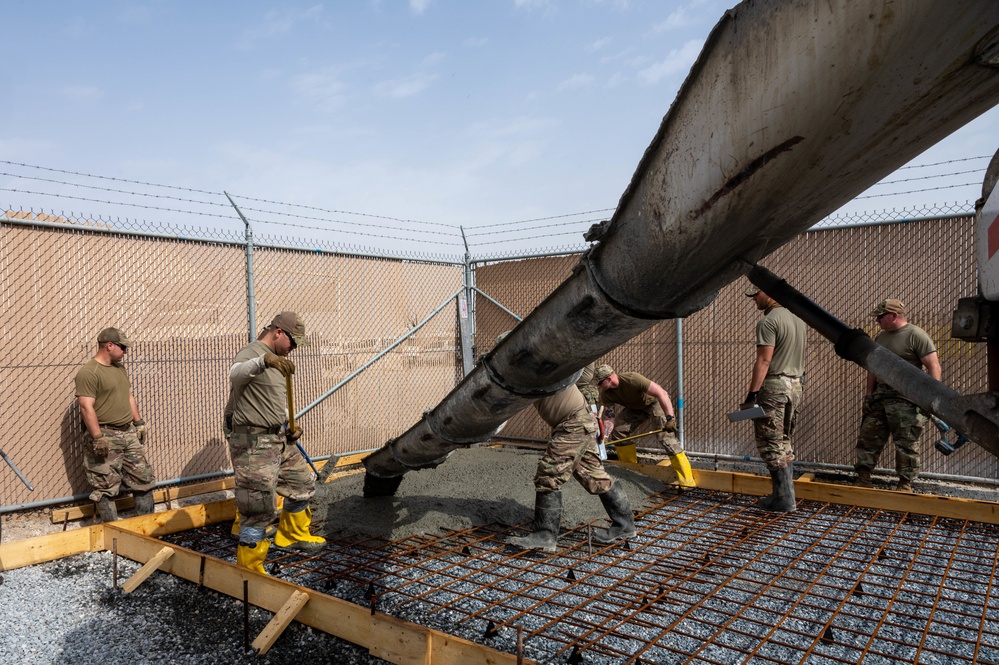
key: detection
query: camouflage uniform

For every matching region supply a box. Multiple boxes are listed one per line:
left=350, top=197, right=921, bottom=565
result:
left=228, top=430, right=316, bottom=530
left=576, top=363, right=599, bottom=407
left=855, top=389, right=926, bottom=482
left=753, top=376, right=802, bottom=469
left=534, top=407, right=612, bottom=494
left=608, top=401, right=682, bottom=456
left=83, top=425, right=155, bottom=502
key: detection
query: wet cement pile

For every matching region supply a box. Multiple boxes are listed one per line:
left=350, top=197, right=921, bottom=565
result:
left=313, top=446, right=668, bottom=539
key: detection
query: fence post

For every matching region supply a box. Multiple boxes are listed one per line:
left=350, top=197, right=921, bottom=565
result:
left=225, top=192, right=256, bottom=342
left=676, top=318, right=684, bottom=447
left=457, top=227, right=475, bottom=375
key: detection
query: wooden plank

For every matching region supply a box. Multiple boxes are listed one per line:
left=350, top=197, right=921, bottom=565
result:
left=51, top=478, right=235, bottom=523
left=0, top=527, right=100, bottom=571
left=252, top=589, right=310, bottom=655
left=106, top=526, right=528, bottom=664
left=121, top=545, right=174, bottom=593
left=370, top=613, right=432, bottom=665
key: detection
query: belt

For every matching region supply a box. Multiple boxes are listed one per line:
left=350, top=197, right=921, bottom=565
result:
left=102, top=423, right=132, bottom=431
left=232, top=424, right=283, bottom=435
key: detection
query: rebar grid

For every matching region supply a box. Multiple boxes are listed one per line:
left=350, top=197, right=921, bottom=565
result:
left=160, top=489, right=999, bottom=664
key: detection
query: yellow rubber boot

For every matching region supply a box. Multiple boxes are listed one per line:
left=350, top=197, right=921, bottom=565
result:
left=236, top=540, right=270, bottom=575
left=615, top=443, right=638, bottom=464
left=274, top=507, right=326, bottom=553
left=230, top=510, right=241, bottom=540
left=670, top=451, right=696, bottom=487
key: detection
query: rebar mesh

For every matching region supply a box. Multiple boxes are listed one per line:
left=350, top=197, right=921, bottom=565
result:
left=162, top=488, right=999, bottom=665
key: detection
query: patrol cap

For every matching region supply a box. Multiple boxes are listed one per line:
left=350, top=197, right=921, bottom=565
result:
left=871, top=299, right=905, bottom=317
left=593, top=364, right=615, bottom=383
left=744, top=285, right=761, bottom=297
left=269, top=311, right=310, bottom=346
left=97, top=327, right=131, bottom=348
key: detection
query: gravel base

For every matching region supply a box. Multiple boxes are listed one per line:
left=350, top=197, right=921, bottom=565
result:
left=0, top=552, right=391, bottom=665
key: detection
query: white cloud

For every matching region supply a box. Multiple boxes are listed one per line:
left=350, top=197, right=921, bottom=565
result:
left=373, top=72, right=439, bottom=98
left=587, top=37, right=613, bottom=52
left=237, top=6, right=324, bottom=50
left=652, top=8, right=695, bottom=33
left=290, top=67, right=349, bottom=110
left=637, top=39, right=703, bottom=85
left=410, top=0, right=432, bottom=14
left=557, top=73, right=595, bottom=92
left=62, top=85, right=104, bottom=104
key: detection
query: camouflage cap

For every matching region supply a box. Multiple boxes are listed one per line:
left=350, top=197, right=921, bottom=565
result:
left=97, top=327, right=131, bottom=348
left=269, top=311, right=310, bottom=346
left=870, top=299, right=905, bottom=317
left=744, top=286, right=761, bottom=297
left=593, top=364, right=615, bottom=383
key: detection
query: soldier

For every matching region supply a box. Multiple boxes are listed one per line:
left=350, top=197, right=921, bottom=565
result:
left=741, top=285, right=807, bottom=512
left=228, top=312, right=325, bottom=574
left=74, top=328, right=155, bottom=522
left=499, top=335, right=636, bottom=551
left=594, top=365, right=695, bottom=486
left=576, top=362, right=599, bottom=407
left=854, top=299, right=941, bottom=493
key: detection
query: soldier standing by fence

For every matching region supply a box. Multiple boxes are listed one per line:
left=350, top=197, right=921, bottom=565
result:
left=854, top=299, right=941, bottom=493
left=74, top=327, right=156, bottom=523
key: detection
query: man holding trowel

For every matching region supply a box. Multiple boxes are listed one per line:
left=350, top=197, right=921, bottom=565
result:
left=594, top=365, right=695, bottom=487
left=741, top=284, right=807, bottom=512
left=228, top=311, right=325, bottom=574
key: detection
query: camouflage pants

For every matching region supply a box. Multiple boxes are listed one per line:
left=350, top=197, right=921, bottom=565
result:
left=534, top=408, right=613, bottom=495
left=855, top=396, right=926, bottom=482
left=579, top=384, right=600, bottom=408
left=83, top=426, right=156, bottom=502
left=753, top=376, right=802, bottom=471
left=608, top=403, right=681, bottom=456
left=228, top=432, right=316, bottom=530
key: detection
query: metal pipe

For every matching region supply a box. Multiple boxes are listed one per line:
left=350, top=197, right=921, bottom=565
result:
left=225, top=192, right=256, bottom=342
left=472, top=287, right=522, bottom=323
left=0, top=449, right=34, bottom=491
left=747, top=263, right=999, bottom=453
left=676, top=318, right=685, bottom=447
left=296, top=287, right=465, bottom=419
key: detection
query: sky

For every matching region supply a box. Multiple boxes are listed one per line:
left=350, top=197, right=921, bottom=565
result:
left=2, top=1, right=998, bottom=257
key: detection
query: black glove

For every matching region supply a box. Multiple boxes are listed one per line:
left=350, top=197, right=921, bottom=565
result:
left=862, top=395, right=876, bottom=415
left=739, top=391, right=759, bottom=411
left=663, top=415, right=678, bottom=434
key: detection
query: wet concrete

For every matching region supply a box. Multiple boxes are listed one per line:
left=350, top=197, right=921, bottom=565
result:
left=313, top=446, right=668, bottom=540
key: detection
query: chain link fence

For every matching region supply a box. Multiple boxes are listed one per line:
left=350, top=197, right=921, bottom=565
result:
left=0, top=211, right=463, bottom=510
left=475, top=211, right=992, bottom=480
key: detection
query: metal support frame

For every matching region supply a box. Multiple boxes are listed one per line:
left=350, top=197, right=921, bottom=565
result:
left=225, top=192, right=256, bottom=342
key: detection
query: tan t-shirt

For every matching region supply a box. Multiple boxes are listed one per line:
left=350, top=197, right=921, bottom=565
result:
left=228, top=340, right=287, bottom=428
left=74, top=359, right=133, bottom=427
left=535, top=384, right=586, bottom=427
left=756, top=304, right=806, bottom=378
left=599, top=372, right=655, bottom=410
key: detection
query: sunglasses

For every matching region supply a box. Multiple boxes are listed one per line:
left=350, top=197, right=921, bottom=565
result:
left=281, top=328, right=298, bottom=350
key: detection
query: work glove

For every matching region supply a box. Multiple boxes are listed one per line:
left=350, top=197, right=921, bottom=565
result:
left=133, top=419, right=147, bottom=444
left=91, top=436, right=111, bottom=460
left=862, top=395, right=876, bottom=415
left=739, top=391, right=759, bottom=411
left=663, top=416, right=678, bottom=434
left=263, top=353, right=296, bottom=378
left=286, top=425, right=303, bottom=442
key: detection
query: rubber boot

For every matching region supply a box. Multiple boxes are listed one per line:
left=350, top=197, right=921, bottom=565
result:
left=133, top=490, right=155, bottom=515
left=273, top=507, right=326, bottom=553
left=237, top=540, right=270, bottom=575
left=592, top=484, right=637, bottom=544
left=855, top=467, right=873, bottom=488
left=761, top=464, right=796, bottom=512
left=508, top=491, right=562, bottom=552
left=754, top=467, right=779, bottom=510
left=96, top=496, right=118, bottom=523
left=615, top=443, right=638, bottom=464
left=669, top=451, right=696, bottom=487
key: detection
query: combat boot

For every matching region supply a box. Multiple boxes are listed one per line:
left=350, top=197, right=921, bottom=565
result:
left=133, top=490, right=155, bottom=515
left=274, top=507, right=326, bottom=553
left=896, top=479, right=915, bottom=493
left=593, top=484, right=637, bottom=544
left=854, top=467, right=873, bottom=488
left=754, top=467, right=779, bottom=510
left=508, top=491, right=562, bottom=552
left=96, top=496, right=118, bottom=522
left=766, top=464, right=797, bottom=512
left=237, top=540, right=270, bottom=575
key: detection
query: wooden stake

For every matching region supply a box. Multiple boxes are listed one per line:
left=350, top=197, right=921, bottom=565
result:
left=121, top=546, right=174, bottom=593
left=252, top=589, right=310, bottom=655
